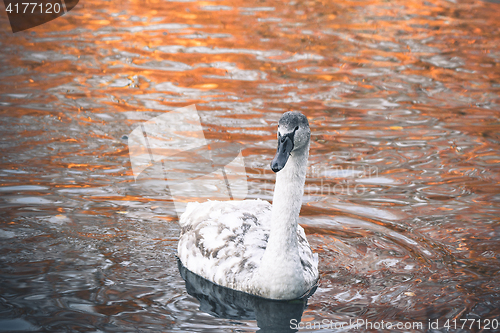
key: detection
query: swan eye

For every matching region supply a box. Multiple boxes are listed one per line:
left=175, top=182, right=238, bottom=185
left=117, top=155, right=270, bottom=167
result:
left=294, top=126, right=299, bottom=131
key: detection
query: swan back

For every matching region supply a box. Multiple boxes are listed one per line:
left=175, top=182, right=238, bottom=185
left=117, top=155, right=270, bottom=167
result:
left=178, top=200, right=270, bottom=290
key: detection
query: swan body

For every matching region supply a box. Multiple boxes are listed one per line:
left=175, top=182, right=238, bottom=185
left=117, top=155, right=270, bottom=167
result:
left=177, top=112, right=319, bottom=300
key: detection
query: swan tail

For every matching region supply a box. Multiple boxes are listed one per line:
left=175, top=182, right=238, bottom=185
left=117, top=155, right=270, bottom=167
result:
left=179, top=202, right=200, bottom=228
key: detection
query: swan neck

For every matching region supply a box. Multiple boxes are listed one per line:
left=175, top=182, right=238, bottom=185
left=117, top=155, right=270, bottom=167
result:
left=269, top=144, right=309, bottom=248
left=253, top=143, right=310, bottom=299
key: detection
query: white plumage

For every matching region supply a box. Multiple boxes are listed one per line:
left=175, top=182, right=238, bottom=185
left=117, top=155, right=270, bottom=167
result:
left=177, top=112, right=319, bottom=300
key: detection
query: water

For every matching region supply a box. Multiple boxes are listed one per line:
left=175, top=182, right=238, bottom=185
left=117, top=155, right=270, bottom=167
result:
left=0, top=0, right=499, bottom=331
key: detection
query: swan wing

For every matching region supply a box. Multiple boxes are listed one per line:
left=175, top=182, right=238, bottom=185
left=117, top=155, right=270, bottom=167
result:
left=297, top=224, right=319, bottom=286
left=178, top=199, right=271, bottom=290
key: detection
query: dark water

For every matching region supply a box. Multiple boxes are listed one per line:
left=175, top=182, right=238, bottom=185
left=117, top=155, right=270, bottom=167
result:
left=1, top=0, right=499, bottom=331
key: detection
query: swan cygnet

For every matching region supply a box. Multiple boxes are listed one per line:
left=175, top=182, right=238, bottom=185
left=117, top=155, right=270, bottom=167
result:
left=177, top=111, right=319, bottom=300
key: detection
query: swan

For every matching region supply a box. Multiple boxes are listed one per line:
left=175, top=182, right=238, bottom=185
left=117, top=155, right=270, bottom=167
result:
left=177, top=111, right=319, bottom=300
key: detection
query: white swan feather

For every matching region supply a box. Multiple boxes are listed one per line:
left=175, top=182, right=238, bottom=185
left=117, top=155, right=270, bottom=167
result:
left=178, top=199, right=318, bottom=296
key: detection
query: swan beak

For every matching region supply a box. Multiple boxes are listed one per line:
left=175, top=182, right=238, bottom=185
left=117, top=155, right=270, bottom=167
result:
left=271, top=134, right=294, bottom=172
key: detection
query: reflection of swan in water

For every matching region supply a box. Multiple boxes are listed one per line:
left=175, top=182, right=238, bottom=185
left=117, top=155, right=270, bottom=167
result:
left=178, top=259, right=316, bottom=333
left=178, top=112, right=319, bottom=300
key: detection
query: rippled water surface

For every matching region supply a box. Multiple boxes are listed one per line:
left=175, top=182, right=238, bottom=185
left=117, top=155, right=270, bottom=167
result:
left=1, top=0, right=500, bottom=331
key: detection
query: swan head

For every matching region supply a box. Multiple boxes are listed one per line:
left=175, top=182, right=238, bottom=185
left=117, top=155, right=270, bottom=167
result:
left=271, top=112, right=310, bottom=173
